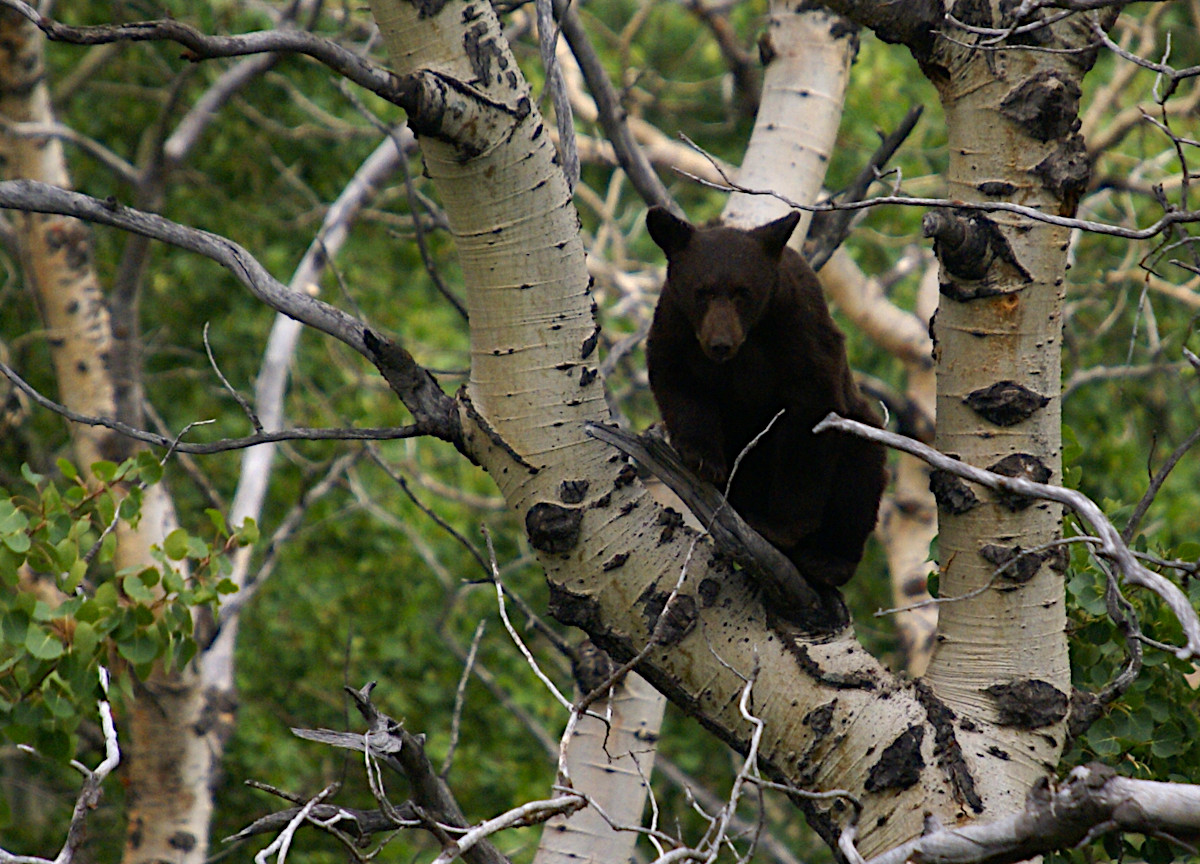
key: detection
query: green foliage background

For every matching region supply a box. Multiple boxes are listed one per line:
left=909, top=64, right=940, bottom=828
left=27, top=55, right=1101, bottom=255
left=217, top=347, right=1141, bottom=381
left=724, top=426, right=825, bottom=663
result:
left=0, top=1, right=1197, bottom=862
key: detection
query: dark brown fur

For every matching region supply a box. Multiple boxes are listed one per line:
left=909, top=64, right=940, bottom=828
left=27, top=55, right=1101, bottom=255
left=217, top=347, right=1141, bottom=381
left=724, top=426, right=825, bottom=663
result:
left=645, top=207, right=887, bottom=595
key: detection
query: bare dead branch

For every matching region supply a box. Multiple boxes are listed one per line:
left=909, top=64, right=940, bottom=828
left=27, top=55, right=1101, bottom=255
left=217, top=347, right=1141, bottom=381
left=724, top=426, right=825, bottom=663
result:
left=806, top=105, right=924, bottom=271
left=441, top=620, right=486, bottom=778
left=813, top=413, right=1200, bottom=660
left=682, top=0, right=759, bottom=117
left=0, top=179, right=371, bottom=349
left=1087, top=16, right=1200, bottom=100
left=1122, top=423, right=1200, bottom=543
left=0, top=358, right=428, bottom=453
left=0, top=118, right=138, bottom=182
left=537, top=0, right=579, bottom=192
left=673, top=149, right=1200, bottom=240
left=866, top=763, right=1200, bottom=864
left=0, top=180, right=465, bottom=443
left=288, top=682, right=513, bottom=864
left=583, top=421, right=846, bottom=631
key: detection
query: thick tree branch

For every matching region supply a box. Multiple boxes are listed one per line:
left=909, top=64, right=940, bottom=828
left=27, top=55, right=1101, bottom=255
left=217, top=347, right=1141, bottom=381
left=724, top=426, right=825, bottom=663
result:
left=583, top=421, right=847, bottom=630
left=0, top=1, right=405, bottom=106
left=0, top=1, right=526, bottom=156
left=814, top=413, right=1200, bottom=659
left=811, top=0, right=940, bottom=55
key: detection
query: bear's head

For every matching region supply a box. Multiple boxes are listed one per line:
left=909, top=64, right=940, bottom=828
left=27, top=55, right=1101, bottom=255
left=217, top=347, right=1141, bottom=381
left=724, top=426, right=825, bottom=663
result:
left=647, top=207, right=801, bottom=362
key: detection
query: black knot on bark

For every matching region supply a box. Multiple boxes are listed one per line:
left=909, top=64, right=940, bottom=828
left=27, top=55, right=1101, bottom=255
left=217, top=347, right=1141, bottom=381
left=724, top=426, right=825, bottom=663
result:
left=979, top=544, right=1046, bottom=583
left=984, top=679, right=1069, bottom=729
left=525, top=502, right=583, bottom=553
left=930, top=466, right=981, bottom=515
left=964, top=380, right=1050, bottom=426
left=999, top=70, right=1081, bottom=142
left=987, top=453, right=1052, bottom=511
left=922, top=209, right=995, bottom=282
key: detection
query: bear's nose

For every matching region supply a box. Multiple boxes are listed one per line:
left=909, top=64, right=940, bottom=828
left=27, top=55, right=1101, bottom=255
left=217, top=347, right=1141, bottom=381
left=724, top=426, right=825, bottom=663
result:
left=706, top=341, right=735, bottom=362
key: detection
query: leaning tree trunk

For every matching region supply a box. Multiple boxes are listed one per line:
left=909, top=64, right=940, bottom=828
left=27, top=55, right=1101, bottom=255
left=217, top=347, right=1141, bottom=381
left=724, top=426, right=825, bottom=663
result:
left=0, top=13, right=213, bottom=864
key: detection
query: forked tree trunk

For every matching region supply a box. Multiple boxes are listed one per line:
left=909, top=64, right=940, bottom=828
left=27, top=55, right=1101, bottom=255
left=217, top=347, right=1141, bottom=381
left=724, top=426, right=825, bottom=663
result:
left=366, top=0, right=1091, bottom=856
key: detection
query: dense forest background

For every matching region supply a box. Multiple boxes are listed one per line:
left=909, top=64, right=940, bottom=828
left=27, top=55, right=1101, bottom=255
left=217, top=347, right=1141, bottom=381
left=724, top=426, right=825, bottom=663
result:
left=1, top=1, right=1198, bottom=862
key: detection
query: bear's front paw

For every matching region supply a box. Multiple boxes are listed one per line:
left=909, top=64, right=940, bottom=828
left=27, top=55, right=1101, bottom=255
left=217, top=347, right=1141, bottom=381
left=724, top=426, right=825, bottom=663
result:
left=674, top=440, right=728, bottom=486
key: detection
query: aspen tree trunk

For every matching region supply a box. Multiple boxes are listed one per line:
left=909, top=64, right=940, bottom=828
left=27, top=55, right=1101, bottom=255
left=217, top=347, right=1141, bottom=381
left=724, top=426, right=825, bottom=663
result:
left=919, top=1, right=1094, bottom=816
left=723, top=2, right=855, bottom=235
left=0, top=14, right=213, bottom=864
left=532, top=673, right=664, bottom=864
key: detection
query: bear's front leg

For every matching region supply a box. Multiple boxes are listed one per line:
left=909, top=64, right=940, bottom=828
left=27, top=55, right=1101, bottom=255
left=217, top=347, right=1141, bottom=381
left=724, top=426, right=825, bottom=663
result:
left=662, top=401, right=729, bottom=485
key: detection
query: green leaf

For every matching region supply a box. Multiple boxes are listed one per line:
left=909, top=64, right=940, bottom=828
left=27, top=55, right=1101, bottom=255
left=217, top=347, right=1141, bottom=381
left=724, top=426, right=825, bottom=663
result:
left=122, top=571, right=157, bottom=605
left=90, top=460, right=119, bottom=483
left=56, top=458, right=79, bottom=481
left=185, top=535, right=210, bottom=560
left=0, top=547, right=21, bottom=585
left=1, top=610, right=29, bottom=646
left=2, top=531, right=30, bottom=554
left=134, top=450, right=163, bottom=484
left=0, top=500, right=28, bottom=534
left=235, top=517, right=259, bottom=546
left=41, top=675, right=76, bottom=719
left=61, top=559, right=87, bottom=594
left=1151, top=724, right=1185, bottom=758
left=25, top=626, right=65, bottom=660
left=117, top=629, right=162, bottom=665
left=71, top=621, right=98, bottom=659
left=206, top=509, right=229, bottom=537
left=21, top=463, right=45, bottom=486
left=163, top=528, right=190, bottom=561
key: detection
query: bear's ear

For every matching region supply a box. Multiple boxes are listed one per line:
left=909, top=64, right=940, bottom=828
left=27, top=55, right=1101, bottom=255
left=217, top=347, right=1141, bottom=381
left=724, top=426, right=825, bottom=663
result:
left=646, top=206, right=694, bottom=256
left=749, top=210, right=802, bottom=259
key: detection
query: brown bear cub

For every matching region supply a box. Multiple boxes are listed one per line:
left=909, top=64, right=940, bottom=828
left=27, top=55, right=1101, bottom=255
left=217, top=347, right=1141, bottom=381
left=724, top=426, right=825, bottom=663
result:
left=645, top=206, right=886, bottom=611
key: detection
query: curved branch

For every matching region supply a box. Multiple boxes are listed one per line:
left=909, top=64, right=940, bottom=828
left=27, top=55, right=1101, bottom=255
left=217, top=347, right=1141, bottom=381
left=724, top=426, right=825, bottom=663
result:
left=0, top=180, right=464, bottom=443
left=0, top=179, right=371, bottom=352
left=814, top=413, right=1200, bottom=660
left=0, top=0, right=410, bottom=109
